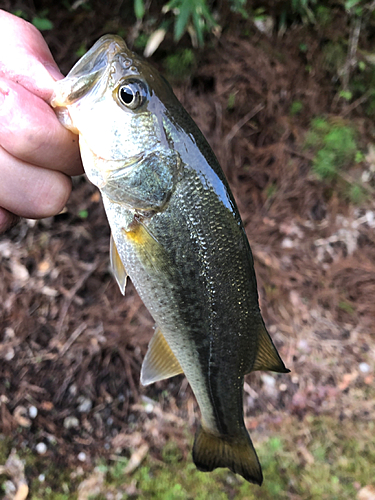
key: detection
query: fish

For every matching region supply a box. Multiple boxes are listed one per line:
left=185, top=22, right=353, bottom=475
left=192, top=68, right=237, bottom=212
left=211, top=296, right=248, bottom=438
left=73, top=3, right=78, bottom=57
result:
left=50, top=35, right=290, bottom=485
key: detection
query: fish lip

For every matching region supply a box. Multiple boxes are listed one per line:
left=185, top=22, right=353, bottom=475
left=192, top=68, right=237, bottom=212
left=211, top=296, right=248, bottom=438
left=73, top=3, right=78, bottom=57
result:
left=50, top=34, right=131, bottom=108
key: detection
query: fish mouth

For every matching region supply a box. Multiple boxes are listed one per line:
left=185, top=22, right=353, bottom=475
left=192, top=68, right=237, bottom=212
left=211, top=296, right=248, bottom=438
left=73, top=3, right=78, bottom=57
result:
left=51, top=35, right=132, bottom=108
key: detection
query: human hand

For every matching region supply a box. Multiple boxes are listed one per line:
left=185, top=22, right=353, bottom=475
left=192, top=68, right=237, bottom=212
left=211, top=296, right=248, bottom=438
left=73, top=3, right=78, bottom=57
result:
left=0, top=9, right=83, bottom=233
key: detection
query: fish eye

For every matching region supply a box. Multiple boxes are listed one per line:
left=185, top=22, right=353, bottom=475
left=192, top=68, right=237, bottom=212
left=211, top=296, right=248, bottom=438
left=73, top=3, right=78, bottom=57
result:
left=118, top=80, right=147, bottom=110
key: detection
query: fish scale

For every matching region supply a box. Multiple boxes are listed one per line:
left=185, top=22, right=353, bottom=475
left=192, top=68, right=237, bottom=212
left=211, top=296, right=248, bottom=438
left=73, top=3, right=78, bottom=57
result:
left=51, top=34, right=290, bottom=485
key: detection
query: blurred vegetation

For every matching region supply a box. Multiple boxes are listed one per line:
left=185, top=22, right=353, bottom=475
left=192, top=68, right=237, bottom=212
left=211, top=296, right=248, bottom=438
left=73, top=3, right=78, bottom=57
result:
left=304, top=116, right=369, bottom=203
left=11, top=0, right=375, bottom=109
left=1, top=413, right=374, bottom=499
left=304, top=117, right=358, bottom=181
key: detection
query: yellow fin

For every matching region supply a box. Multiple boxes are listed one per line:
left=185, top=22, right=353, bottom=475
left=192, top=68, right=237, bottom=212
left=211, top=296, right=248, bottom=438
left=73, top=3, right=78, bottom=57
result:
left=110, top=234, right=127, bottom=295
left=140, top=327, right=184, bottom=386
left=122, top=219, right=173, bottom=279
left=192, top=425, right=263, bottom=485
left=251, top=322, right=290, bottom=373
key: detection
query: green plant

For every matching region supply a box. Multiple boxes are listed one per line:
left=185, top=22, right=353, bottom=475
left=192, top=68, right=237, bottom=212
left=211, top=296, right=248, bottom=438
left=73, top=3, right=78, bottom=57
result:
left=304, top=117, right=369, bottom=204
left=227, top=92, right=236, bottom=110
left=348, top=183, right=366, bottom=203
left=32, top=15, right=53, bottom=31
left=305, top=117, right=358, bottom=180
left=291, top=0, right=317, bottom=23
left=13, top=8, right=54, bottom=30
left=164, top=48, right=196, bottom=80
left=290, top=100, right=304, bottom=116
left=157, top=0, right=218, bottom=46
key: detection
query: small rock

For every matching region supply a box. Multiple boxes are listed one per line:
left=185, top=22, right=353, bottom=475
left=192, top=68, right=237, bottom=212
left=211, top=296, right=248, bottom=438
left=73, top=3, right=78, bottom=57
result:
left=281, top=237, right=294, bottom=249
left=4, top=327, right=15, bottom=340
left=77, top=397, right=93, bottom=413
left=261, top=374, right=277, bottom=397
left=69, top=384, right=78, bottom=396
left=4, top=347, right=15, bottom=361
left=64, top=416, right=79, bottom=429
left=359, top=362, right=371, bottom=374
left=29, top=406, right=38, bottom=419
left=298, top=339, right=310, bottom=352
left=144, top=403, right=154, bottom=414
left=36, top=442, right=47, bottom=455
left=10, top=261, right=29, bottom=282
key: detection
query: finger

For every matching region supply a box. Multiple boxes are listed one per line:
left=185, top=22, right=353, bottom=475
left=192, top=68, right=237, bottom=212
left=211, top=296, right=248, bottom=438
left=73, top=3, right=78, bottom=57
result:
left=0, top=9, right=62, bottom=101
left=0, top=207, right=20, bottom=234
left=0, top=145, right=72, bottom=219
left=0, top=78, right=83, bottom=176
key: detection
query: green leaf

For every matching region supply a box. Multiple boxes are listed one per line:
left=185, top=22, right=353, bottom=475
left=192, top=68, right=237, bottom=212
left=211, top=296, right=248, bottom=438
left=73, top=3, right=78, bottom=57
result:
left=344, top=0, right=361, bottom=11
left=134, top=0, right=145, bottom=20
left=174, top=1, right=193, bottom=41
left=12, top=9, right=28, bottom=20
left=32, top=17, right=53, bottom=31
left=75, top=44, right=87, bottom=57
left=290, top=100, right=303, bottom=115
left=192, top=7, right=204, bottom=46
left=78, top=210, right=88, bottom=219
left=339, top=90, right=353, bottom=101
left=355, top=151, right=365, bottom=163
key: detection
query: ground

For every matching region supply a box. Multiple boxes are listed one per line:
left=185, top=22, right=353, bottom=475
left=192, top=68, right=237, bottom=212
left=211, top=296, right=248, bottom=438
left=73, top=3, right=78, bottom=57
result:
left=0, top=1, right=375, bottom=499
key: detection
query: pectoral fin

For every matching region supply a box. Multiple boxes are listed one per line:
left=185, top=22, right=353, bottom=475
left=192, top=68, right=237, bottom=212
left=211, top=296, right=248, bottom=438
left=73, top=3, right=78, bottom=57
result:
left=250, top=323, right=290, bottom=374
left=141, top=327, right=184, bottom=386
left=110, top=234, right=127, bottom=295
left=123, top=218, right=174, bottom=279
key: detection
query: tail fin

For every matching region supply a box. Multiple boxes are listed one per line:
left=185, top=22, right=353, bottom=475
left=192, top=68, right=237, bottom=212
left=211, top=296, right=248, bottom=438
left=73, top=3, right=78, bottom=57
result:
left=192, top=425, right=263, bottom=485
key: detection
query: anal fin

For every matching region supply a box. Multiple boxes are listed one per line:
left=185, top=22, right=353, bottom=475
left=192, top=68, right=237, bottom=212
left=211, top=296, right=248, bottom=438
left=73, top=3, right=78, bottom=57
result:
left=110, top=234, right=127, bottom=295
left=141, top=327, right=184, bottom=386
left=251, top=322, right=290, bottom=374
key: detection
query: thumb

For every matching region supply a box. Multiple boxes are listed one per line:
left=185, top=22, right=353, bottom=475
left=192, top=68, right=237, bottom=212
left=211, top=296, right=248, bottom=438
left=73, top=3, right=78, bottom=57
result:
left=0, top=9, right=63, bottom=101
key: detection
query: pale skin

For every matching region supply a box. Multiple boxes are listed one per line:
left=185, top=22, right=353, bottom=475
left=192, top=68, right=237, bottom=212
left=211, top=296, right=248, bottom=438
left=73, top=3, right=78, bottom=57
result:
left=0, top=9, right=83, bottom=234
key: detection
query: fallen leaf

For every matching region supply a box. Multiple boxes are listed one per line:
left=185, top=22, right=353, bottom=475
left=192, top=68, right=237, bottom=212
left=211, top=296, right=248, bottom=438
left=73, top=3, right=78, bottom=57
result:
left=358, top=485, right=375, bottom=500
left=338, top=372, right=358, bottom=391
left=14, top=483, right=29, bottom=500
left=77, top=468, right=105, bottom=500
left=13, top=407, right=31, bottom=428
left=124, top=443, right=149, bottom=474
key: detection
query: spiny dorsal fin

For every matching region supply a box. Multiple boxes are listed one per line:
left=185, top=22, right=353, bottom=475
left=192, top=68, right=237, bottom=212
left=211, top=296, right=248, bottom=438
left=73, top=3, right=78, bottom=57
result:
left=193, top=424, right=263, bottom=485
left=141, top=327, right=184, bottom=386
left=251, top=323, right=290, bottom=374
left=110, top=234, right=127, bottom=295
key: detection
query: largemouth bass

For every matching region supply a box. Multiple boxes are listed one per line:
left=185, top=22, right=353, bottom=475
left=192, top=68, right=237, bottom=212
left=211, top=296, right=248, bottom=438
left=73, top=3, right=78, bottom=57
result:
left=51, top=35, right=289, bottom=485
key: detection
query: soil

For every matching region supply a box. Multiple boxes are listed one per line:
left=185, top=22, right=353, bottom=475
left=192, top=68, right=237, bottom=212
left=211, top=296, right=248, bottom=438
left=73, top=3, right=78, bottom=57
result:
left=0, top=0, right=375, bottom=484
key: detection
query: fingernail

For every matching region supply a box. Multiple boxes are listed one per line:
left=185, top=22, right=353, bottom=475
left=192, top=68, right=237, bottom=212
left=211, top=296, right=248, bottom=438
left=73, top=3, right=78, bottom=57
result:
left=43, top=63, right=64, bottom=82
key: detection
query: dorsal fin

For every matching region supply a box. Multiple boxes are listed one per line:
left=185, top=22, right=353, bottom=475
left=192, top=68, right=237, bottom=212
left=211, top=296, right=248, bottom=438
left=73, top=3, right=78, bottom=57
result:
left=250, top=323, right=290, bottom=374
left=110, top=234, right=127, bottom=295
left=141, top=327, right=184, bottom=386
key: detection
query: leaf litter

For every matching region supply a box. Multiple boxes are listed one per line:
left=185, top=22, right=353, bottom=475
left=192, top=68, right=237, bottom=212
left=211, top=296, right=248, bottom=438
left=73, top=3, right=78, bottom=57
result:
left=0, top=1, right=375, bottom=496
